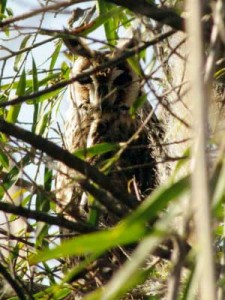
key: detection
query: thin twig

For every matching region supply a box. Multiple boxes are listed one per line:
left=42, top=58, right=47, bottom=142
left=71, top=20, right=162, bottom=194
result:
left=0, top=0, right=88, bottom=28
left=0, top=37, right=56, bottom=61
left=0, top=201, right=95, bottom=233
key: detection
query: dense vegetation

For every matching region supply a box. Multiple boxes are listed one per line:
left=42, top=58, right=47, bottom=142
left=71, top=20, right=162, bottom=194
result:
left=0, top=1, right=224, bottom=299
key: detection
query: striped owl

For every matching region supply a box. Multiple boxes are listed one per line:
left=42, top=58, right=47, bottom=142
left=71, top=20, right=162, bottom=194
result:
left=56, top=38, right=164, bottom=294
left=57, top=40, right=163, bottom=219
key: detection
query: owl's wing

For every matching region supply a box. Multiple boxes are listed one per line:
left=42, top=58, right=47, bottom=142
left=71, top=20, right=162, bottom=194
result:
left=55, top=97, right=91, bottom=221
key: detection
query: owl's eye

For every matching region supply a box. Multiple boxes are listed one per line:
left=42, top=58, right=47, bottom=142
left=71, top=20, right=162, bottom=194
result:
left=118, top=104, right=130, bottom=111
left=113, top=73, right=132, bottom=86
left=113, top=104, right=129, bottom=112
left=77, top=75, right=93, bottom=85
left=78, top=103, right=89, bottom=110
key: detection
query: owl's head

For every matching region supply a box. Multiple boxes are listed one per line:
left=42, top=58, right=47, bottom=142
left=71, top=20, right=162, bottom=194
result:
left=65, top=38, right=141, bottom=115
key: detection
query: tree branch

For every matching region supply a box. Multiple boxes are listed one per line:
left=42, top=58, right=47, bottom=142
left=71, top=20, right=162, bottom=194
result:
left=78, top=179, right=130, bottom=218
left=0, top=201, right=95, bottom=233
left=108, top=0, right=184, bottom=31
left=0, top=118, right=138, bottom=209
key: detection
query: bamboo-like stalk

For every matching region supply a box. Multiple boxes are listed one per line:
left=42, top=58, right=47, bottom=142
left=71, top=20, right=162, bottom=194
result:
left=186, top=0, right=216, bottom=299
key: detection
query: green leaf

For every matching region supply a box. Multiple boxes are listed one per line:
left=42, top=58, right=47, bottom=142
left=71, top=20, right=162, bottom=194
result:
left=127, top=56, right=142, bottom=76
left=0, top=148, right=9, bottom=169
left=16, top=68, right=26, bottom=96
left=214, top=68, right=225, bottom=80
left=31, top=57, right=39, bottom=132
left=35, top=111, right=50, bottom=135
left=0, top=166, right=20, bottom=199
left=28, top=285, right=71, bottom=300
left=97, top=1, right=118, bottom=46
left=212, top=158, right=225, bottom=217
left=6, top=68, right=26, bottom=123
left=35, top=222, right=49, bottom=248
left=0, top=154, right=31, bottom=199
left=42, top=262, right=57, bottom=284
left=35, top=167, right=51, bottom=247
left=32, top=57, right=38, bottom=93
left=37, top=87, right=63, bottom=103
left=73, top=142, right=120, bottom=159
left=30, top=175, right=189, bottom=264
left=44, top=167, right=53, bottom=192
left=81, top=6, right=124, bottom=37
left=0, top=0, right=7, bottom=14
left=61, top=61, right=70, bottom=79
left=87, top=195, right=100, bottom=226
left=172, top=147, right=190, bottom=179
left=29, top=226, right=139, bottom=265
left=6, top=7, right=13, bottom=17
left=30, top=204, right=149, bottom=264
left=130, top=93, right=147, bottom=116
left=50, top=41, right=62, bottom=71
left=14, top=35, right=31, bottom=71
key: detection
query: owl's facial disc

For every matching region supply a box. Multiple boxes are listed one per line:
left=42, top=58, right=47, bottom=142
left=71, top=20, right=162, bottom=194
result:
left=72, top=57, right=140, bottom=114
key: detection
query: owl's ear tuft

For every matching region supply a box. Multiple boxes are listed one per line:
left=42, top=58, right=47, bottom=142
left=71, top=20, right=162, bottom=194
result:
left=63, top=34, right=94, bottom=59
